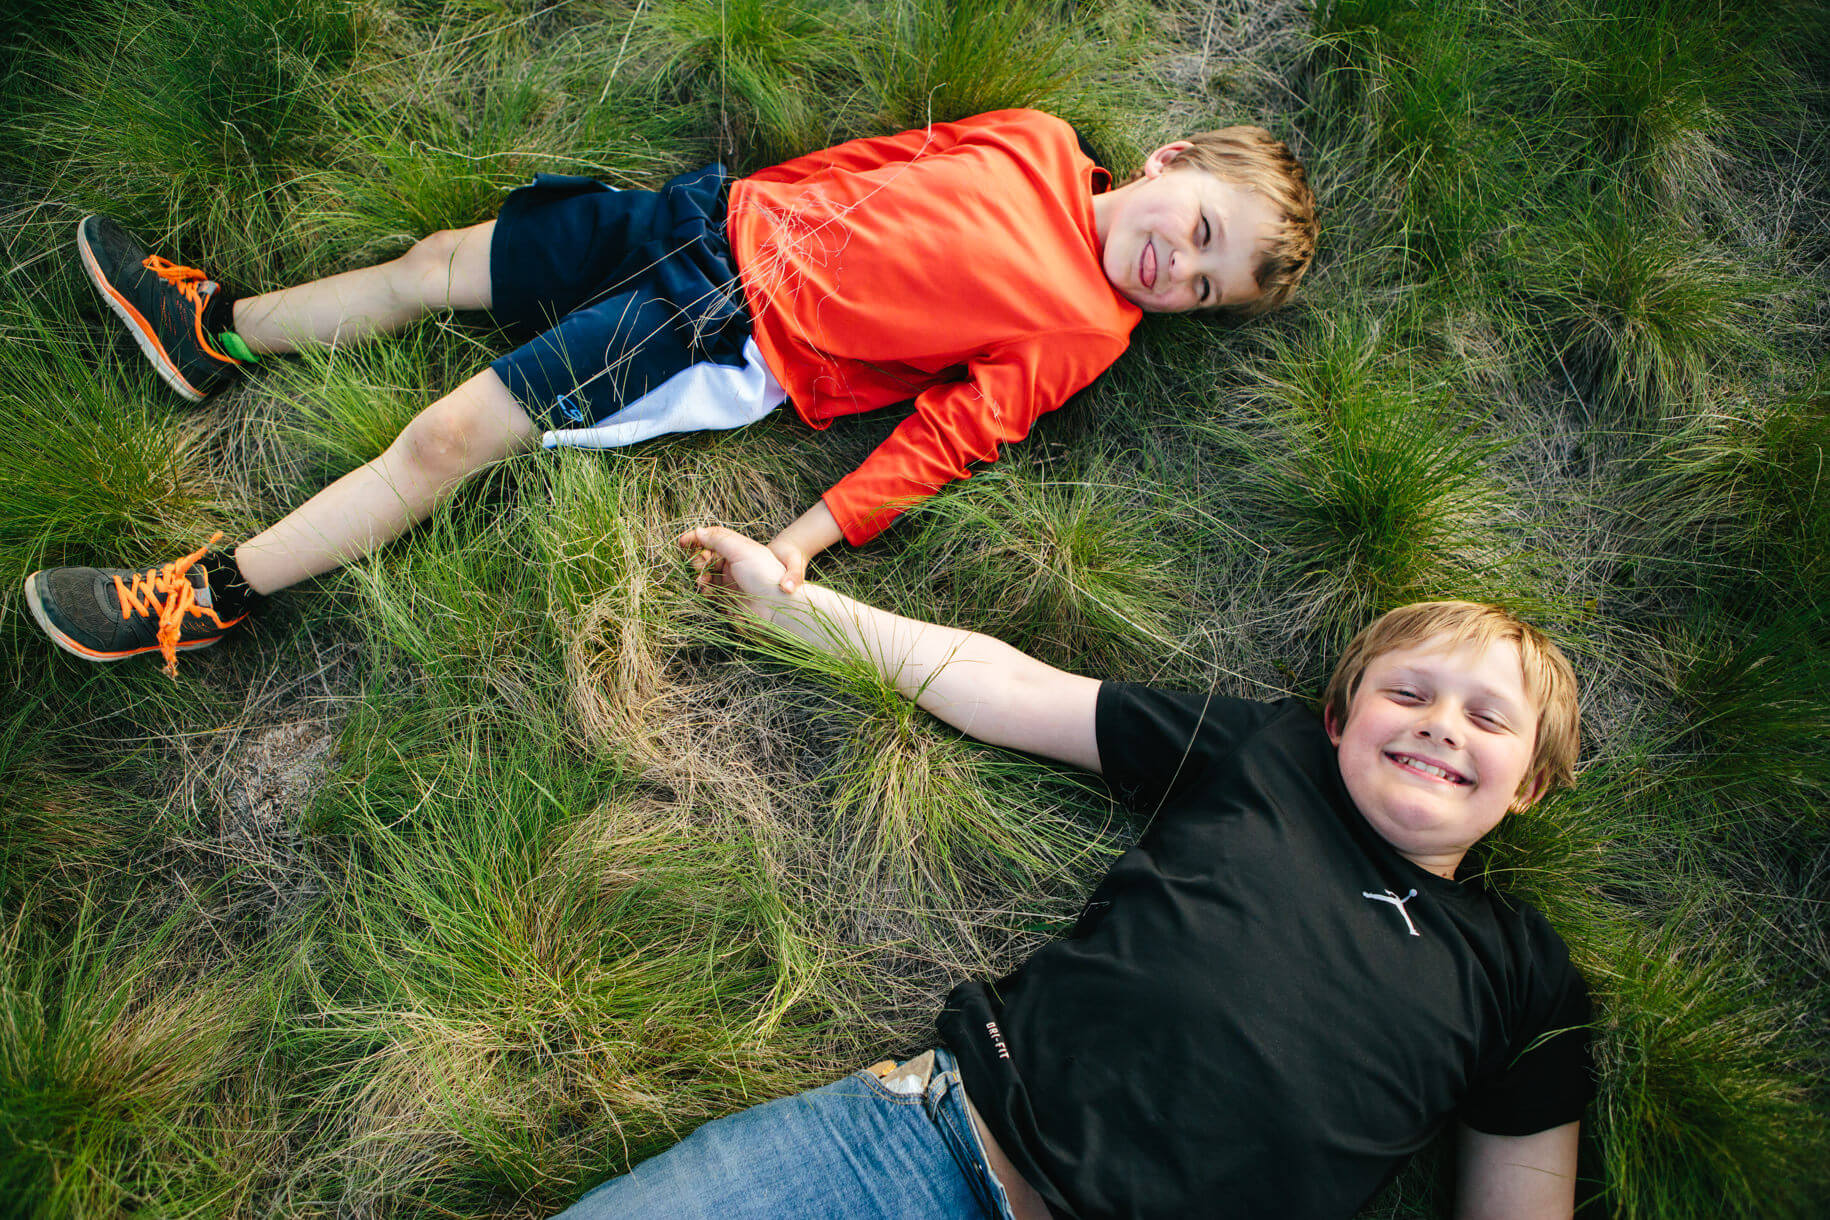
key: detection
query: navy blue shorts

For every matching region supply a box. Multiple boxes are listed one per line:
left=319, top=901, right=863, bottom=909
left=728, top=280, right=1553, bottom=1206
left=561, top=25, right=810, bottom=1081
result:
left=488, top=165, right=765, bottom=433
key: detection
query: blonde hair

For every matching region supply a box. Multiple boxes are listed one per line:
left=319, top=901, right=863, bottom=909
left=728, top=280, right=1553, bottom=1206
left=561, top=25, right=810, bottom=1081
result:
left=1321, top=601, right=1581, bottom=806
left=1168, top=126, right=1317, bottom=315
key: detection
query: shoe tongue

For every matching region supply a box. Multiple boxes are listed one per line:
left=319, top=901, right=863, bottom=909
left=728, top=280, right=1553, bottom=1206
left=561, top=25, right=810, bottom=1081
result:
left=190, top=567, right=214, bottom=609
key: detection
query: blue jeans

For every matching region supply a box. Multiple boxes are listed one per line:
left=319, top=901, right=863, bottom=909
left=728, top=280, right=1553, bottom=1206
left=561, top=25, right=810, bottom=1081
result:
left=556, top=1048, right=1016, bottom=1219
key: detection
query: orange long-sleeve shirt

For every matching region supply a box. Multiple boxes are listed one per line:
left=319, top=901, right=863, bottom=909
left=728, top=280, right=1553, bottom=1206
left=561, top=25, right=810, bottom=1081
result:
left=728, top=110, right=1142, bottom=545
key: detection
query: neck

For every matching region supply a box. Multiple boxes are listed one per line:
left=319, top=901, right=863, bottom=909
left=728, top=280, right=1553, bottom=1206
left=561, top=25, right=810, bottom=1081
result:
left=1089, top=178, right=1138, bottom=250
left=1400, top=849, right=1465, bottom=882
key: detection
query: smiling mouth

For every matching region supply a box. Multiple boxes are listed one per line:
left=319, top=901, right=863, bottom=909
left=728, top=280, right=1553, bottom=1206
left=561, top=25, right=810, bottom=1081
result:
left=1139, top=239, right=1157, bottom=290
left=1386, top=752, right=1471, bottom=785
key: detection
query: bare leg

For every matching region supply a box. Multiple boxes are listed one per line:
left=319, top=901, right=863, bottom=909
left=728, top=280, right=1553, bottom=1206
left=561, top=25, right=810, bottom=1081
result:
left=233, top=367, right=540, bottom=594
left=231, top=222, right=496, bottom=356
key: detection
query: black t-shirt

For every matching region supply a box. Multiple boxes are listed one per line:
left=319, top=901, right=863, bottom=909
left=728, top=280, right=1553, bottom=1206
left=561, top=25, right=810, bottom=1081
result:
left=938, top=684, right=1594, bottom=1220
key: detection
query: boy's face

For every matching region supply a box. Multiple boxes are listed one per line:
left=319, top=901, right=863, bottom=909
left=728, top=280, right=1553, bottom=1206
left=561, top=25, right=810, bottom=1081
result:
left=1091, top=143, right=1283, bottom=313
left=1327, top=634, right=1543, bottom=878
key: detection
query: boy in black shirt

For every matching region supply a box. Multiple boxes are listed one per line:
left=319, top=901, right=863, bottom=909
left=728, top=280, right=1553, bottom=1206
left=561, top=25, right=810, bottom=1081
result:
left=552, top=526, right=1593, bottom=1220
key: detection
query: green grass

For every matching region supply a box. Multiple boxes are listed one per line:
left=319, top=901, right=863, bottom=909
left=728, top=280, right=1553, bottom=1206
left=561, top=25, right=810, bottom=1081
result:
left=0, top=900, right=279, bottom=1217
left=1589, top=921, right=1825, bottom=1220
left=1, top=0, right=1827, bottom=1213
left=296, top=746, right=824, bottom=1211
left=1200, top=315, right=1541, bottom=654
left=907, top=461, right=1190, bottom=672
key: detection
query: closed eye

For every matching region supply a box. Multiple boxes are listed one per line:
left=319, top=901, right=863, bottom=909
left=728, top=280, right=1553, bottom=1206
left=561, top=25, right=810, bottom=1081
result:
left=1201, top=214, right=1212, bottom=246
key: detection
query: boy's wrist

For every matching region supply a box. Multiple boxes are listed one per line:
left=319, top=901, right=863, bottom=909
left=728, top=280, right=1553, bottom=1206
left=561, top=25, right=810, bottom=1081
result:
left=758, top=583, right=813, bottom=630
left=777, top=499, right=844, bottom=554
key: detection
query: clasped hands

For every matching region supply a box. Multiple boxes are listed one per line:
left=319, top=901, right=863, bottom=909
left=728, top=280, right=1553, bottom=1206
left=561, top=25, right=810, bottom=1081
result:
left=684, top=498, right=843, bottom=609
left=678, top=526, right=803, bottom=625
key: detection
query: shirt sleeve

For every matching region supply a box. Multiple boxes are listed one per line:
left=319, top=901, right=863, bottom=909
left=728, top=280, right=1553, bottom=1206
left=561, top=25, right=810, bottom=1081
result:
left=820, top=329, right=1126, bottom=545
left=1094, top=682, right=1287, bottom=814
left=1459, top=924, right=1597, bottom=1135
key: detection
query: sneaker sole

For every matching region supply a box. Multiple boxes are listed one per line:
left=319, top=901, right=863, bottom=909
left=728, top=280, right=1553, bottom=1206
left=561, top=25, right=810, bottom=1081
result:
left=24, top=570, right=226, bottom=663
left=77, top=218, right=207, bottom=403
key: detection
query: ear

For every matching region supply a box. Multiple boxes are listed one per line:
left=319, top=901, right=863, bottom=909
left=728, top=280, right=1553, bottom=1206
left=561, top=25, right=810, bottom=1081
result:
left=1324, top=705, right=1343, bottom=746
left=1509, top=774, right=1548, bottom=813
left=1143, top=140, right=1196, bottom=178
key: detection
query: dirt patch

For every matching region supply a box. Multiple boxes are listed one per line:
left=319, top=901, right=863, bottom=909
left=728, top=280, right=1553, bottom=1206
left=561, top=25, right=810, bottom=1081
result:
left=221, top=719, right=338, bottom=842
left=201, top=718, right=339, bottom=932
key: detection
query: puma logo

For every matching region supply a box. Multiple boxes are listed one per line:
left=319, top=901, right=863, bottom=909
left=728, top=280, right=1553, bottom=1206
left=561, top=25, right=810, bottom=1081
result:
left=1361, top=888, right=1421, bottom=936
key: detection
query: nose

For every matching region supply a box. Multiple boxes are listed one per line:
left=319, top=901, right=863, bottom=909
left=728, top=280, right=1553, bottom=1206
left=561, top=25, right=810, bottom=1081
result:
left=1416, top=711, right=1461, bottom=749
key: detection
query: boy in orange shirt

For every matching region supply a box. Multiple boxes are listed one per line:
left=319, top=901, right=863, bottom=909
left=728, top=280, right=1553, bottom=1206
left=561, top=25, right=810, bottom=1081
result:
left=27, top=111, right=1315, bottom=674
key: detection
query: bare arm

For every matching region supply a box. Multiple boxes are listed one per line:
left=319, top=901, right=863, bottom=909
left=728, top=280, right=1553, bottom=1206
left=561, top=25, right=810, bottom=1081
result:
left=1455, top=1122, right=1580, bottom=1220
left=681, top=526, right=1103, bottom=772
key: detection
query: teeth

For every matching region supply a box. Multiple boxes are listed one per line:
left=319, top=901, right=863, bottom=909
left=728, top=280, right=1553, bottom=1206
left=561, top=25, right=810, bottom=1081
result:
left=1401, top=756, right=1459, bottom=782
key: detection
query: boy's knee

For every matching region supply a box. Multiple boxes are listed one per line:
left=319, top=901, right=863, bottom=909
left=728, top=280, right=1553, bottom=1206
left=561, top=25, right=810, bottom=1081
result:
left=391, top=229, right=469, bottom=301
left=398, top=395, right=492, bottom=479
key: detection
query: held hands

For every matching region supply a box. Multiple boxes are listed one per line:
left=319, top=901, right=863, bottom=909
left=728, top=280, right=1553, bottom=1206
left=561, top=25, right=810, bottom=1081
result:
left=678, top=527, right=798, bottom=624
left=767, top=536, right=811, bottom=595
left=765, top=499, right=844, bottom=594
left=682, top=501, right=841, bottom=620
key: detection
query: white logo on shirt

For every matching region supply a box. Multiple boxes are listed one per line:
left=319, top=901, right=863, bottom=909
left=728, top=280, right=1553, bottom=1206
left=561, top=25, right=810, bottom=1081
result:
left=1362, top=888, right=1421, bottom=936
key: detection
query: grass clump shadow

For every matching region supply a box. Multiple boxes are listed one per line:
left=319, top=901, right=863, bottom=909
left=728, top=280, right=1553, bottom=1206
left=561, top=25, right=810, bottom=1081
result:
left=1531, top=203, right=1769, bottom=416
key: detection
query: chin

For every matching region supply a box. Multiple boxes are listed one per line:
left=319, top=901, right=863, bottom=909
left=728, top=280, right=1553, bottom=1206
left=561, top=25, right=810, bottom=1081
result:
left=1372, top=800, right=1456, bottom=841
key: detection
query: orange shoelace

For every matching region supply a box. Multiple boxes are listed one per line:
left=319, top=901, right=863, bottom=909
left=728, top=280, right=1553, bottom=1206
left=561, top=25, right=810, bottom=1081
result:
left=143, top=255, right=209, bottom=301
left=141, top=256, right=238, bottom=363
left=113, top=531, right=232, bottom=677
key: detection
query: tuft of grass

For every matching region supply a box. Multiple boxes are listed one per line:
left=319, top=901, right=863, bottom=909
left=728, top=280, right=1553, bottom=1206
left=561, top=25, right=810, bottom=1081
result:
left=298, top=750, right=824, bottom=1212
left=1620, top=381, right=1830, bottom=601
left=720, top=598, right=1115, bottom=921
left=257, top=321, right=471, bottom=490
left=0, top=758, right=142, bottom=919
left=1536, top=204, right=1765, bottom=413
left=1588, top=920, right=1827, bottom=1220
left=827, top=696, right=1106, bottom=920
left=906, top=462, right=1190, bottom=673
left=341, top=466, right=559, bottom=710
left=0, top=282, right=238, bottom=590
left=1518, top=0, right=1808, bottom=205
left=0, top=900, right=274, bottom=1216
left=862, top=0, right=1100, bottom=135
left=1660, top=607, right=1830, bottom=825
left=329, top=63, right=555, bottom=240
left=1202, top=318, right=1526, bottom=651
left=2, top=0, right=362, bottom=281
left=1309, top=0, right=1530, bottom=271
left=653, top=0, right=851, bottom=167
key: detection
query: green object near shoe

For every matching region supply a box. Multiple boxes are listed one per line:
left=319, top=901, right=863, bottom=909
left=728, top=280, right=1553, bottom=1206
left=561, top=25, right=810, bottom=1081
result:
left=218, top=330, right=259, bottom=363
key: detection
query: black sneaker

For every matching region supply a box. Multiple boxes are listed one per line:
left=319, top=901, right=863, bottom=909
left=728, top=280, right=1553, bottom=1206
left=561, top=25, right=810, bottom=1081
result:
left=77, top=215, right=245, bottom=402
left=25, top=534, right=246, bottom=676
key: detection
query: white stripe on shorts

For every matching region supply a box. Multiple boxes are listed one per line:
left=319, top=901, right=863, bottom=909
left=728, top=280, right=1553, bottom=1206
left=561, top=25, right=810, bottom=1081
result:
left=539, top=337, right=786, bottom=451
